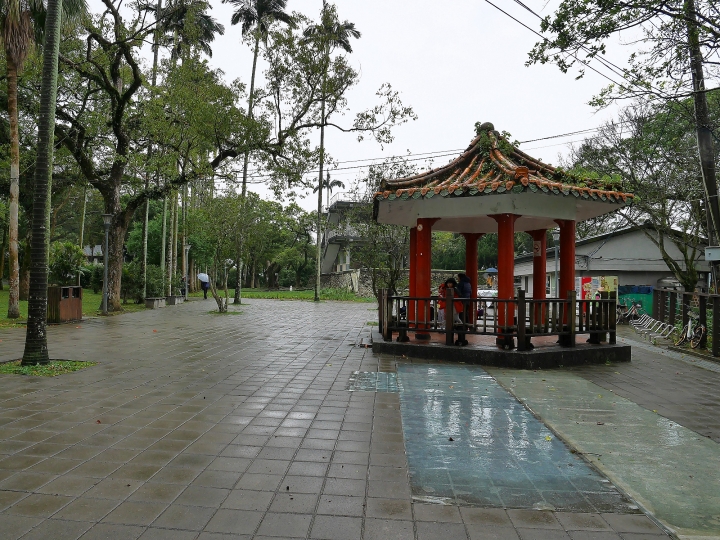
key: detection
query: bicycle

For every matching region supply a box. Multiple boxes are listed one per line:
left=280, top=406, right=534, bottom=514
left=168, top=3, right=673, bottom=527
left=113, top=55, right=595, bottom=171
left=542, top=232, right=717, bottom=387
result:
left=674, top=311, right=706, bottom=349
left=617, top=300, right=644, bottom=324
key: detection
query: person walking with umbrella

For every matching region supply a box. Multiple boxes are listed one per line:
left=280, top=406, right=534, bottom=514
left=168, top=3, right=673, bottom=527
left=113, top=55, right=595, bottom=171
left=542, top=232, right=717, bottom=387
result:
left=198, top=273, right=210, bottom=299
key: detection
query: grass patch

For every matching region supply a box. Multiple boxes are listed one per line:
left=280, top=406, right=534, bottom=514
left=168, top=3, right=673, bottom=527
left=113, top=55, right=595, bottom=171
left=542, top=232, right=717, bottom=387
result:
left=0, top=360, right=97, bottom=377
left=367, top=321, right=378, bottom=326
left=236, top=288, right=373, bottom=302
left=0, top=288, right=149, bottom=328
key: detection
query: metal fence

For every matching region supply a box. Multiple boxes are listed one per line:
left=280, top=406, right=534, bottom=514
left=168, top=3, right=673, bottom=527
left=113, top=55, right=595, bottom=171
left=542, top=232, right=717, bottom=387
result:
left=653, top=288, right=718, bottom=356
left=378, top=289, right=617, bottom=351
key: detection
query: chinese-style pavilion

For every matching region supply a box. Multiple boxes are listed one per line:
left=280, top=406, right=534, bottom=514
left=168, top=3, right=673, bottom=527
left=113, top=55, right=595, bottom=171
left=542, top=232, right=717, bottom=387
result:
left=373, top=122, right=635, bottom=349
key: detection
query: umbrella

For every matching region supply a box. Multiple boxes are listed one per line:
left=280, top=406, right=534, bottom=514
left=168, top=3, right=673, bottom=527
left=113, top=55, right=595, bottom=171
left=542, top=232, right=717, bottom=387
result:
left=197, top=273, right=210, bottom=283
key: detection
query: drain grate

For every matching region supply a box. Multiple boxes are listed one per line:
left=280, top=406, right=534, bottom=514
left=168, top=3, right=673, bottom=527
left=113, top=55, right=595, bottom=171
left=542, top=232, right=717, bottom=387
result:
left=346, top=371, right=399, bottom=392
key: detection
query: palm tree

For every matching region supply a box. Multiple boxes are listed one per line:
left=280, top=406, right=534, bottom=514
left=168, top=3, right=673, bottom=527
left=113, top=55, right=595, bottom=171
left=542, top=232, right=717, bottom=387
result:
left=1, top=0, right=85, bottom=319
left=157, top=0, right=225, bottom=60
left=21, top=0, right=64, bottom=365
left=312, top=171, right=344, bottom=208
left=302, top=1, right=359, bottom=301
left=150, top=0, right=224, bottom=297
left=223, top=0, right=294, bottom=198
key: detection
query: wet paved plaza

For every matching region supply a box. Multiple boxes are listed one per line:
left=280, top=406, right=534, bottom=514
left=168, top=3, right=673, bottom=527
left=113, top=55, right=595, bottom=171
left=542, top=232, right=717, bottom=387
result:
left=0, top=299, right=714, bottom=539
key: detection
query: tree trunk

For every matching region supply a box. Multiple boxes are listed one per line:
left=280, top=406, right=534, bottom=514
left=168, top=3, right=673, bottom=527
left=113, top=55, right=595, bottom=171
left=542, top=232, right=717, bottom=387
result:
left=172, top=192, right=179, bottom=279
left=78, top=185, right=87, bottom=285
left=19, top=238, right=30, bottom=300
left=0, top=224, right=7, bottom=290
left=6, top=56, right=21, bottom=319
left=686, top=0, right=720, bottom=245
left=22, top=0, right=63, bottom=365
left=233, top=253, right=242, bottom=304
left=141, top=193, right=149, bottom=299
left=160, top=196, right=167, bottom=273
left=314, top=93, right=326, bottom=302
left=107, top=218, right=128, bottom=312
left=166, top=192, right=175, bottom=296
left=241, top=34, right=261, bottom=198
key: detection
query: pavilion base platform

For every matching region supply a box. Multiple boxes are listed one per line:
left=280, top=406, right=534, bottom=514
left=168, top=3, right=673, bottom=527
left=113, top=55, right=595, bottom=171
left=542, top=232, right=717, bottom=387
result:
left=372, top=330, right=631, bottom=369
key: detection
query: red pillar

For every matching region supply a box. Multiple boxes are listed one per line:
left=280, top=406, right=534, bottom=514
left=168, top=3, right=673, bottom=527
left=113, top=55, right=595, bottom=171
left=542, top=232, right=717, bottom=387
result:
left=528, top=229, right=547, bottom=332
left=556, top=220, right=576, bottom=301
left=556, top=219, right=576, bottom=346
left=491, top=214, right=518, bottom=347
left=408, top=227, right=417, bottom=329
left=462, top=233, right=483, bottom=299
left=415, top=218, right=437, bottom=339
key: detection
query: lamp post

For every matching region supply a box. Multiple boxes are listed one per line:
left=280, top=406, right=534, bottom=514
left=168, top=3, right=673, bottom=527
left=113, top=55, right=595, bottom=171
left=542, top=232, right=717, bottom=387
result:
left=101, top=214, right=112, bottom=314
left=552, top=230, right=560, bottom=298
left=184, top=244, right=191, bottom=300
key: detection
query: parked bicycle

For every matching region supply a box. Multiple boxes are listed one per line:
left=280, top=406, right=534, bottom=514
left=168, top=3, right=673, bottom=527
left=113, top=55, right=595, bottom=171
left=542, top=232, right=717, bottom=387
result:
left=674, top=311, right=706, bottom=349
left=617, top=299, right=645, bottom=324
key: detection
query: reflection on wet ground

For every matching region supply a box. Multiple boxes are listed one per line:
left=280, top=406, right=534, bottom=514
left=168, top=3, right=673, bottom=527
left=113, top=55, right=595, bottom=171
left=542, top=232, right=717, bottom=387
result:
left=398, top=363, right=639, bottom=513
left=346, top=370, right=399, bottom=392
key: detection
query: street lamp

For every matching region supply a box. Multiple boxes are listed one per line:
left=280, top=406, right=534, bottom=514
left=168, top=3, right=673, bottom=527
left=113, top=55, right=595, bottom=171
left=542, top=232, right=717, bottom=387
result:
left=184, top=244, right=191, bottom=300
left=101, top=214, right=112, bottom=314
left=551, top=229, right=560, bottom=298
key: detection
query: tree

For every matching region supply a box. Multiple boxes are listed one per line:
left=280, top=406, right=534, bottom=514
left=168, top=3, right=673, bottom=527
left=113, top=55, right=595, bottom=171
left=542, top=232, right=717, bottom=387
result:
left=223, top=0, right=294, bottom=198
left=156, top=0, right=224, bottom=61
left=21, top=0, right=63, bottom=365
left=302, top=2, right=360, bottom=302
left=55, top=1, right=246, bottom=311
left=1, top=0, right=85, bottom=318
left=568, top=99, right=715, bottom=290
left=341, top=160, right=415, bottom=299
left=527, top=0, right=720, bottom=245
left=313, top=171, right=344, bottom=208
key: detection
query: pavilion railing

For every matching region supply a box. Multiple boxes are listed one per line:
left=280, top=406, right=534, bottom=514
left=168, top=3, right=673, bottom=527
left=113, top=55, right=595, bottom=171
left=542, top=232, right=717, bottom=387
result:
left=378, top=289, right=617, bottom=350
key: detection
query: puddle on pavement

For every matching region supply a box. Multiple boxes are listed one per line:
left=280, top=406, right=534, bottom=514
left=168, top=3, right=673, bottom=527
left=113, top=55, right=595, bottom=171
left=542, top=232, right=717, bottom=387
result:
left=398, top=364, right=639, bottom=512
left=346, top=371, right=399, bottom=392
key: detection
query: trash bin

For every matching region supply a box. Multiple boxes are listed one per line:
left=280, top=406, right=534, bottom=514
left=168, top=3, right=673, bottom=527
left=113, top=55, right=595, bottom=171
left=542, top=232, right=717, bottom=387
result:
left=47, top=286, right=83, bottom=323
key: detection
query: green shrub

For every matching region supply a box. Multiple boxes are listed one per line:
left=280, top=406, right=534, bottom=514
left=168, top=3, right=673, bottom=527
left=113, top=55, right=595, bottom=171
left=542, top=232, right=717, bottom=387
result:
left=49, top=242, right=86, bottom=285
left=89, top=265, right=104, bottom=294
left=145, top=264, right=165, bottom=297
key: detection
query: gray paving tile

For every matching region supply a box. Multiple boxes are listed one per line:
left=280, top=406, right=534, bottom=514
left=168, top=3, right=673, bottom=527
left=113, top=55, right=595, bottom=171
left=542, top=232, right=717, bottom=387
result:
left=310, top=515, right=362, bottom=539
left=204, top=508, right=262, bottom=535
left=467, top=525, right=521, bottom=540
left=75, top=523, right=145, bottom=540
left=413, top=502, right=463, bottom=522
left=102, top=500, right=168, bottom=526
left=316, top=494, right=364, bottom=516
left=5, top=492, right=73, bottom=518
left=363, top=518, right=414, bottom=540
left=16, top=518, right=93, bottom=540
left=256, top=512, right=312, bottom=538
left=0, top=514, right=43, bottom=540
left=517, top=528, right=572, bottom=539
left=416, top=521, right=468, bottom=540
left=151, top=503, right=216, bottom=530
left=137, top=528, right=198, bottom=540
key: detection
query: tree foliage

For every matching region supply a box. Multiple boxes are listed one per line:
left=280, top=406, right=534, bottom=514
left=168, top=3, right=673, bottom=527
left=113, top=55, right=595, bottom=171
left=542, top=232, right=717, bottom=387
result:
left=567, top=97, right=719, bottom=289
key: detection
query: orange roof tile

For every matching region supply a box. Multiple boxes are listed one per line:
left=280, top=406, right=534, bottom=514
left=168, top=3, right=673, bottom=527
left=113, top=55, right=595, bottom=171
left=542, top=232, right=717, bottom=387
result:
left=374, top=123, right=634, bottom=205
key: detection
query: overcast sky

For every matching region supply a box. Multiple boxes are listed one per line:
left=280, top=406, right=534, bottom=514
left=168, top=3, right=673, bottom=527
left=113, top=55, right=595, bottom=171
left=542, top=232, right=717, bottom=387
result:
left=95, top=0, right=634, bottom=212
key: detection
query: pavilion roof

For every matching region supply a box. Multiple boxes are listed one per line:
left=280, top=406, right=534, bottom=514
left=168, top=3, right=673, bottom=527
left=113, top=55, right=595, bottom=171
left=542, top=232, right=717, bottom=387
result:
left=374, top=123, right=634, bottom=205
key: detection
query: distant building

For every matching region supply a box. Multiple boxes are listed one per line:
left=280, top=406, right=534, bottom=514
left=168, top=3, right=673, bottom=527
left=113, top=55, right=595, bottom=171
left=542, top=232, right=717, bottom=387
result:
left=514, top=225, right=709, bottom=295
left=83, top=245, right=103, bottom=265
left=321, top=193, right=364, bottom=274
